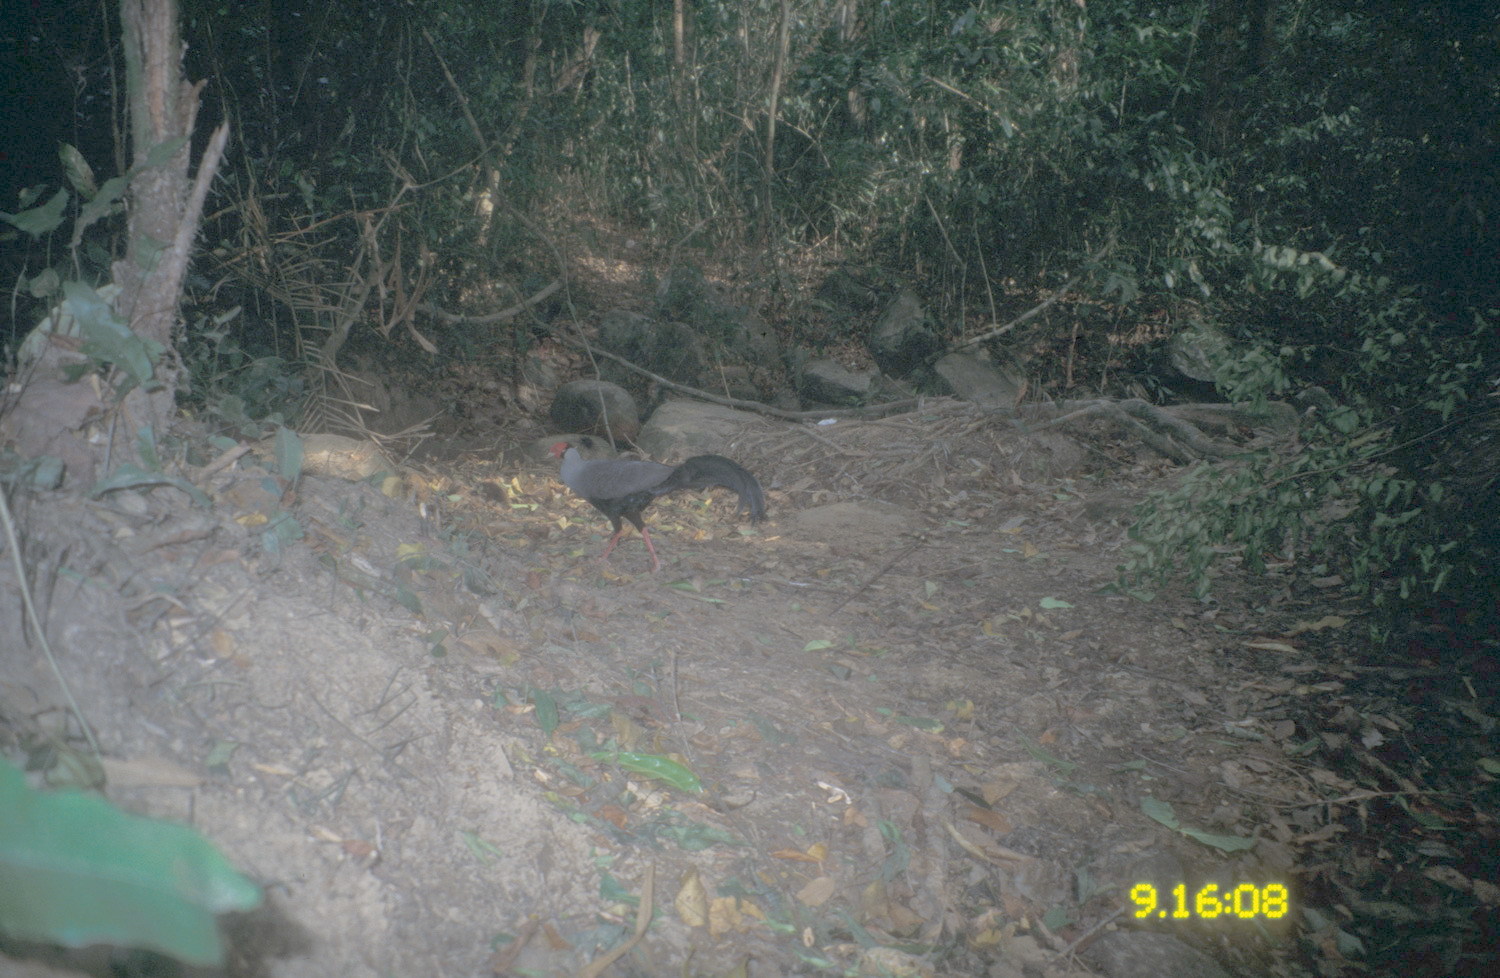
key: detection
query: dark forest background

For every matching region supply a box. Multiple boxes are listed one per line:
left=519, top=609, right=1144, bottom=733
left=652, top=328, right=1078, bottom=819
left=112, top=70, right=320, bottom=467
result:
left=3, top=0, right=1497, bottom=646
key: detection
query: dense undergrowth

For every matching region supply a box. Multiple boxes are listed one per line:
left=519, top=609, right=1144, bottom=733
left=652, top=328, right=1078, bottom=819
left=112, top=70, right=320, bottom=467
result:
left=3, top=0, right=1496, bottom=649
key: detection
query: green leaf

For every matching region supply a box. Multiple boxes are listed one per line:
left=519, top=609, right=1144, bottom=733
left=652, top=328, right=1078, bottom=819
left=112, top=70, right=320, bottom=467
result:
left=1394, top=795, right=1453, bottom=830
left=0, top=187, right=69, bottom=237
left=1178, top=827, right=1256, bottom=852
left=655, top=820, right=741, bottom=851
left=260, top=511, right=305, bottom=554
left=596, top=751, right=703, bottom=793
left=531, top=689, right=559, bottom=737
left=64, top=280, right=162, bottom=386
left=139, top=136, right=189, bottom=170
left=132, top=233, right=171, bottom=276
left=460, top=830, right=503, bottom=865
left=71, top=174, right=129, bottom=247
left=59, top=144, right=98, bottom=198
left=394, top=585, right=422, bottom=615
left=136, top=424, right=161, bottom=471
left=0, top=758, right=261, bottom=966
left=1022, top=739, right=1077, bottom=774
left=1141, top=796, right=1255, bottom=850
left=1038, top=596, right=1073, bottom=609
left=89, top=464, right=212, bottom=508
left=1140, top=796, right=1180, bottom=829
left=599, top=871, right=635, bottom=904
left=273, top=426, right=303, bottom=482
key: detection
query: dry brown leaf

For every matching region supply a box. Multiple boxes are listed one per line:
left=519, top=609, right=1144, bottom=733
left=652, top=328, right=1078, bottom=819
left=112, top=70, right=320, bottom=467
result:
left=1283, top=615, right=1349, bottom=636
left=795, top=876, right=837, bottom=907
left=1244, top=638, right=1299, bottom=653
left=455, top=628, right=523, bottom=663
left=980, top=779, right=1021, bottom=806
left=771, top=843, right=826, bottom=863
left=858, top=947, right=932, bottom=978
left=708, top=896, right=747, bottom=938
left=611, top=713, right=648, bottom=752
left=860, top=880, right=891, bottom=921
left=962, top=804, right=1013, bottom=835
left=674, top=869, right=708, bottom=927
left=341, top=839, right=379, bottom=867
left=596, top=804, right=629, bottom=830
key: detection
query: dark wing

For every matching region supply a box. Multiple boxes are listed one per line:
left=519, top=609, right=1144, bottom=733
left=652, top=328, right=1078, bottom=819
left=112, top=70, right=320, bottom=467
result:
left=652, top=455, right=766, bottom=522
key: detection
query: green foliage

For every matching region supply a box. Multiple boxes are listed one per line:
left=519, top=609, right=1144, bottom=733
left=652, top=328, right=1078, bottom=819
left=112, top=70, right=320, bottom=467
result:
left=0, top=187, right=69, bottom=237
left=0, top=758, right=262, bottom=966
left=179, top=313, right=304, bottom=439
left=1121, top=250, right=1493, bottom=621
left=61, top=281, right=165, bottom=394
left=3, top=141, right=192, bottom=397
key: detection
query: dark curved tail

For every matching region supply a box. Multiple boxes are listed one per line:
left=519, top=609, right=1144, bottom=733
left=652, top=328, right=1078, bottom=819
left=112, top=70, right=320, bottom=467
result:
left=654, top=455, right=766, bottom=522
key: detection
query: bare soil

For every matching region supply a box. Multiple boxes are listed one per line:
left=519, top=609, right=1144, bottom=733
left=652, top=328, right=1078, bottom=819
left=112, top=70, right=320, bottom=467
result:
left=0, top=404, right=1483, bottom=978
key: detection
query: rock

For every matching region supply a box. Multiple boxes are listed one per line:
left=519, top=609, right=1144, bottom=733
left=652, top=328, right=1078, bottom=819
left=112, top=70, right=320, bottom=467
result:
left=596, top=309, right=706, bottom=387
left=597, top=308, right=655, bottom=349
left=636, top=399, right=765, bottom=457
left=797, top=358, right=875, bottom=405
left=867, top=291, right=941, bottom=377
left=706, top=364, right=762, bottom=401
left=655, top=265, right=711, bottom=322
left=814, top=264, right=897, bottom=319
left=548, top=380, right=640, bottom=445
left=931, top=352, right=1021, bottom=408
left=716, top=305, right=781, bottom=364
left=520, top=354, right=559, bottom=390
left=654, top=269, right=781, bottom=369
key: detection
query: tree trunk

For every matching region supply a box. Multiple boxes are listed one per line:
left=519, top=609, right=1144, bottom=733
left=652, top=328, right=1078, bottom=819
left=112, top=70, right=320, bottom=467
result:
left=114, top=0, right=227, bottom=438
left=761, top=0, right=791, bottom=240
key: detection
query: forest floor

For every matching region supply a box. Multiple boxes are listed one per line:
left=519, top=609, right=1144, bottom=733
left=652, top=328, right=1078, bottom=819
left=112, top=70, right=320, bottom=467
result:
left=3, top=238, right=1492, bottom=978
left=5, top=399, right=1400, bottom=978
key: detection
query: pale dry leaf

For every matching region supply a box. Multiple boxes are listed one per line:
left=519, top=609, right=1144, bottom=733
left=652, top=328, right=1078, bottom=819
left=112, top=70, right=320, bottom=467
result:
left=795, top=876, right=837, bottom=907
left=674, top=868, right=708, bottom=927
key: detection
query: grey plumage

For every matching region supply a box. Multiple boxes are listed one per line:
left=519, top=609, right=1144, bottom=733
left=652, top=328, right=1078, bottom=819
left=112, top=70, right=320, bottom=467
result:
left=550, top=442, right=766, bottom=571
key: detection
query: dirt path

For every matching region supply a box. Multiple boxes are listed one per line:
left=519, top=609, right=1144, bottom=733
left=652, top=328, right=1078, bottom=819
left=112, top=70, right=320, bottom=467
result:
left=1, top=430, right=1354, bottom=978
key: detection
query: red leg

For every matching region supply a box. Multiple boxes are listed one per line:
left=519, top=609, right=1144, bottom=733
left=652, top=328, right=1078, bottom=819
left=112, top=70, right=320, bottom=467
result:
left=599, top=526, right=629, bottom=561
left=639, top=527, right=662, bottom=573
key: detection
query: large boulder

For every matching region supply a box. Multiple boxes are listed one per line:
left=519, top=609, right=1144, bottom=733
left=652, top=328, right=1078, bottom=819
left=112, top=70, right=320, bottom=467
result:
left=931, top=352, right=1022, bottom=409
left=548, top=380, right=640, bottom=446
left=797, top=358, right=875, bottom=405
left=654, top=268, right=781, bottom=365
left=867, top=291, right=941, bottom=377
left=596, top=309, right=707, bottom=387
left=636, top=399, right=765, bottom=458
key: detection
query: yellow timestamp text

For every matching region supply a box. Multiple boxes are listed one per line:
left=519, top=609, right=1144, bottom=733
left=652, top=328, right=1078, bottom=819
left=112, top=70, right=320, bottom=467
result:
left=1129, top=882, right=1290, bottom=921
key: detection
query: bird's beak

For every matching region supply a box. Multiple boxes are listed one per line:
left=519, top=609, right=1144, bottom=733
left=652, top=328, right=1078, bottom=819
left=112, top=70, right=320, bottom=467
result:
left=549, top=442, right=567, bottom=458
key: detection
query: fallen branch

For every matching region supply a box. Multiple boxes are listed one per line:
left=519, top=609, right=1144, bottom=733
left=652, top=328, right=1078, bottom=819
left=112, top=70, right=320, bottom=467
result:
left=561, top=328, right=921, bottom=422
left=937, top=242, right=1113, bottom=360
left=417, top=278, right=562, bottom=325
left=1027, top=397, right=1243, bottom=462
